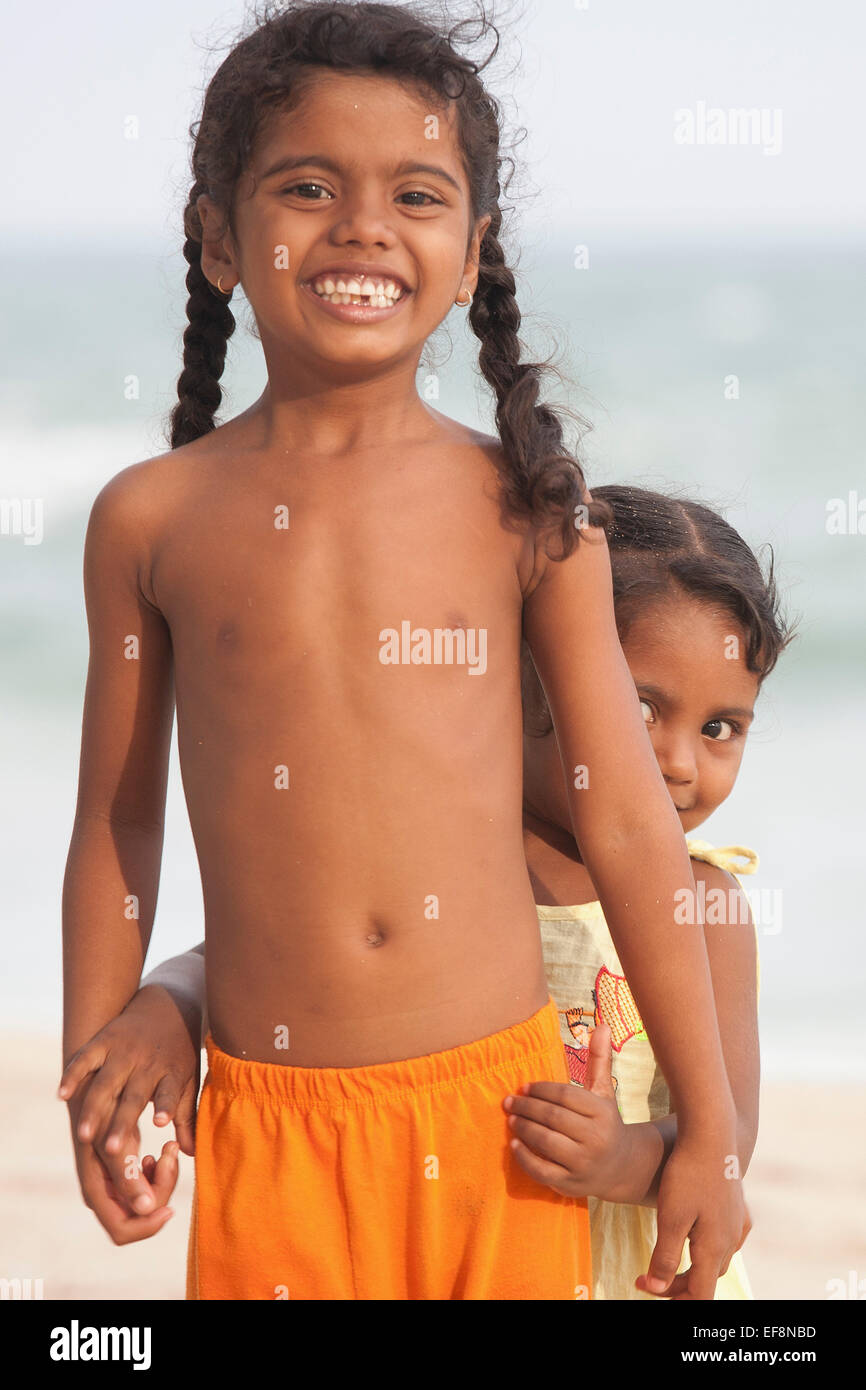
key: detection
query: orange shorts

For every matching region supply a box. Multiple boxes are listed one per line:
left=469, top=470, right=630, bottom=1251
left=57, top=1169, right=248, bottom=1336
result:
left=187, top=996, right=591, bottom=1300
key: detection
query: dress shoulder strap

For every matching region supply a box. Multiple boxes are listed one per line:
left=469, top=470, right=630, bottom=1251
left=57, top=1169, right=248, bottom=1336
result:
left=685, top=838, right=759, bottom=877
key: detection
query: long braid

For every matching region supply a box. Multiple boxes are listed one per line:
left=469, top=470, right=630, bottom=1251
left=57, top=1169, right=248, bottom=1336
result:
left=167, top=189, right=237, bottom=450
left=468, top=208, right=607, bottom=560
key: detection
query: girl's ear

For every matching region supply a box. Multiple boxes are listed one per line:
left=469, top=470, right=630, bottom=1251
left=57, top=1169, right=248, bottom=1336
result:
left=463, top=214, right=492, bottom=286
left=196, top=193, right=238, bottom=287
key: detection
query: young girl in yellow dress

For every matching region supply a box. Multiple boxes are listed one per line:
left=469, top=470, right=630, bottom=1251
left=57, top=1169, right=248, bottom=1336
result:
left=515, top=483, right=793, bottom=1298
left=59, top=482, right=792, bottom=1298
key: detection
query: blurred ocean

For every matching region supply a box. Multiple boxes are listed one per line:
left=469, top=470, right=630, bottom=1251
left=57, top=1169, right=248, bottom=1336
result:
left=1, top=229, right=863, bottom=1079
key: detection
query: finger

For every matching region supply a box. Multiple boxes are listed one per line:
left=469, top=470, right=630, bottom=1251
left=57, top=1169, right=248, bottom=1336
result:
left=507, top=1113, right=584, bottom=1172
left=74, top=1065, right=130, bottom=1143
left=680, top=1241, right=723, bottom=1301
left=505, top=1092, right=594, bottom=1145
left=583, top=1022, right=616, bottom=1099
left=509, top=1135, right=574, bottom=1191
left=635, top=1270, right=692, bottom=1299
left=103, top=1082, right=160, bottom=1155
left=58, top=1042, right=109, bottom=1100
left=510, top=1080, right=598, bottom=1118
left=645, top=1217, right=689, bottom=1295
left=152, top=1074, right=183, bottom=1128
left=173, top=1083, right=198, bottom=1156
left=149, top=1141, right=181, bottom=1205
left=94, top=1126, right=160, bottom=1217
left=174, top=1116, right=196, bottom=1157
left=79, top=1147, right=175, bottom=1245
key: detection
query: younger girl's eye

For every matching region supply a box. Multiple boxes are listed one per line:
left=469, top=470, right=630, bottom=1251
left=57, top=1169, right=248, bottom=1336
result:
left=703, top=718, right=736, bottom=742
left=639, top=699, right=655, bottom=725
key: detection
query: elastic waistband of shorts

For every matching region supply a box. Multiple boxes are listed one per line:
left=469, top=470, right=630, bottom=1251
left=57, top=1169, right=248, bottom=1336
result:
left=203, top=996, right=562, bottom=1112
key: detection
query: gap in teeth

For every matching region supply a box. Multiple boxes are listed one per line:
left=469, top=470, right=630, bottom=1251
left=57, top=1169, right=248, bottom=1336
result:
left=310, top=276, right=403, bottom=307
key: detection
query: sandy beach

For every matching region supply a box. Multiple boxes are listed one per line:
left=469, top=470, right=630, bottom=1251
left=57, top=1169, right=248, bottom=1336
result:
left=1, top=1031, right=863, bottom=1302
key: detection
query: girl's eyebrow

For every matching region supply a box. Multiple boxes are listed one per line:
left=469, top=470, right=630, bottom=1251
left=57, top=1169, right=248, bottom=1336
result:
left=261, top=152, right=462, bottom=191
left=713, top=706, right=755, bottom=723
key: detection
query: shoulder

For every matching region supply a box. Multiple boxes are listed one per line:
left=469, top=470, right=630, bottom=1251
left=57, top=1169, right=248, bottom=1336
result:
left=88, top=433, right=215, bottom=538
left=85, top=437, right=215, bottom=608
left=690, top=858, right=754, bottom=926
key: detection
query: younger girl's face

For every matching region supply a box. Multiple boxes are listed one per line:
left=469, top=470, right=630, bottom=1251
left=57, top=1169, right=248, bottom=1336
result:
left=200, top=69, right=489, bottom=377
left=619, top=593, right=760, bottom=834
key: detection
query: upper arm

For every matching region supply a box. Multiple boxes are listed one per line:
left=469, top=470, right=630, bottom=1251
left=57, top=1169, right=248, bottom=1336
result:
left=694, top=862, right=760, bottom=1156
left=521, top=522, right=666, bottom=847
left=74, top=464, right=175, bottom=830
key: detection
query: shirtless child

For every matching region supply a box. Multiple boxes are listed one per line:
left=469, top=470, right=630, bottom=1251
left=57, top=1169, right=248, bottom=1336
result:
left=62, top=4, right=746, bottom=1300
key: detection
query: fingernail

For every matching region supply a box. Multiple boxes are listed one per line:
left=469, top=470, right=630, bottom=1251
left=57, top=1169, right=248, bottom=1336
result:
left=133, top=1194, right=154, bottom=1214
left=503, top=1095, right=513, bottom=1111
left=57, top=1086, right=67, bottom=1098
left=154, top=1112, right=169, bottom=1124
left=646, top=1277, right=667, bottom=1293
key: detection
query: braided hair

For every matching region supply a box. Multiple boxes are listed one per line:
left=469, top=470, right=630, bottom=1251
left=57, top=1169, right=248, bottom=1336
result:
left=168, top=1, right=609, bottom=556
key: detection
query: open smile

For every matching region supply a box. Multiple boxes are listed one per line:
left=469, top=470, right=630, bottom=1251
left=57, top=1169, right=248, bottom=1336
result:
left=301, top=269, right=412, bottom=323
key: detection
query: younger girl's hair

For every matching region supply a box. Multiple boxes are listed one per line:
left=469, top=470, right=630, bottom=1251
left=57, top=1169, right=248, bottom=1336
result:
left=167, top=0, right=609, bottom=556
left=522, top=484, right=795, bottom=738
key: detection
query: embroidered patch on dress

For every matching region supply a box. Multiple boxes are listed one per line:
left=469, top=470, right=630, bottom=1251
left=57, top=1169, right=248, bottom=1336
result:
left=594, top=966, right=645, bottom=1051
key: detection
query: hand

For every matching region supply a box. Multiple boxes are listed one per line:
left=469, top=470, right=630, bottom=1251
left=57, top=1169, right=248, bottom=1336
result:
left=502, top=1024, right=635, bottom=1200
left=59, top=984, right=200, bottom=1243
left=65, top=1088, right=179, bottom=1245
left=636, top=1136, right=752, bottom=1300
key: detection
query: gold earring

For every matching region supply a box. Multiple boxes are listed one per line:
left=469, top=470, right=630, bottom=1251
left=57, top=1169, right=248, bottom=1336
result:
left=216, top=274, right=229, bottom=295
left=455, top=288, right=473, bottom=308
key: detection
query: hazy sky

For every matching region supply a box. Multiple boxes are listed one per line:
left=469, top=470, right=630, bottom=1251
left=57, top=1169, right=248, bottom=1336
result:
left=4, top=0, right=864, bottom=246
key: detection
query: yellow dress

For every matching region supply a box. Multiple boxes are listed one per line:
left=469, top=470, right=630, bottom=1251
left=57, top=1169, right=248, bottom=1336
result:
left=537, top=839, right=759, bottom=1301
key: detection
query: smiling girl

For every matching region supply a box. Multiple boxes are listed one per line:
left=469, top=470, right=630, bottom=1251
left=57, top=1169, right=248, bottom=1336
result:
left=62, top=3, right=748, bottom=1300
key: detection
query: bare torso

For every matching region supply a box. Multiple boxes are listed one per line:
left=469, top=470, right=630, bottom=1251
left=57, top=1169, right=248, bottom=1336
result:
left=143, top=409, right=548, bottom=1064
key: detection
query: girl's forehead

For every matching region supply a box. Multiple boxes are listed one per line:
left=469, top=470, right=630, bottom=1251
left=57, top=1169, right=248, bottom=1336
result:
left=253, top=74, right=461, bottom=165
left=622, top=597, right=759, bottom=698
left=267, top=68, right=453, bottom=126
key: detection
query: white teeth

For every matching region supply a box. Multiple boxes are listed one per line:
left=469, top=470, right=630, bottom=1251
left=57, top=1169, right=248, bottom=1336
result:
left=309, top=274, right=406, bottom=307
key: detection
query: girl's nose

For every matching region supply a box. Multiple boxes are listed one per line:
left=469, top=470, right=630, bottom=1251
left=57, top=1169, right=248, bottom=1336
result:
left=330, top=191, right=396, bottom=249
left=654, top=734, right=698, bottom=788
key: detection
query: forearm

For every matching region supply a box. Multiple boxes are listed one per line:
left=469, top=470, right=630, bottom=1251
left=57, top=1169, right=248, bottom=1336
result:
left=579, top=817, right=735, bottom=1136
left=605, top=1109, right=757, bottom=1209
left=141, top=942, right=207, bottom=1047
left=62, top=816, right=163, bottom=1064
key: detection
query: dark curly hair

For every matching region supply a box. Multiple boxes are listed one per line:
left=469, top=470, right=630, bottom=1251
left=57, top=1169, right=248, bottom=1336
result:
left=166, top=0, right=608, bottom=557
left=522, top=484, right=796, bottom=737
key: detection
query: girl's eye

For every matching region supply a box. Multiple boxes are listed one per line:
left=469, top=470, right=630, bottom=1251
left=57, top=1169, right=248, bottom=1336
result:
left=398, top=191, right=442, bottom=207
left=703, top=718, right=736, bottom=742
left=639, top=699, right=655, bottom=725
left=283, top=182, right=331, bottom=200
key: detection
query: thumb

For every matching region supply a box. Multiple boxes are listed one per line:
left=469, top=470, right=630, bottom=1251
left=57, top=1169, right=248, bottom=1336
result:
left=584, top=1022, right=616, bottom=1099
